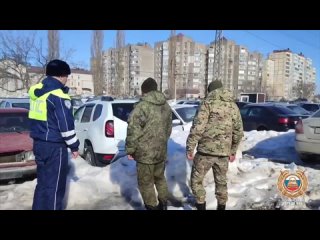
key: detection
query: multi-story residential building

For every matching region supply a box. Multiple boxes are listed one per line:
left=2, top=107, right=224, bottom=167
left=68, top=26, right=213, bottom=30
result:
left=67, top=68, right=94, bottom=96
left=266, top=49, right=316, bottom=100
left=103, top=43, right=154, bottom=96
left=262, top=59, right=275, bottom=100
left=207, top=38, right=263, bottom=98
left=154, top=33, right=206, bottom=98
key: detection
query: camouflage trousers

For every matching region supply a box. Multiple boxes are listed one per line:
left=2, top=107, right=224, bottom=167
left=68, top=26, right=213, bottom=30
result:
left=136, top=161, right=168, bottom=207
left=191, top=153, right=229, bottom=205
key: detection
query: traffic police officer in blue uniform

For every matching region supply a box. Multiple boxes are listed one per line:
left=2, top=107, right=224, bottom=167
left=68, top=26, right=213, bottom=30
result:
left=29, top=59, right=80, bottom=210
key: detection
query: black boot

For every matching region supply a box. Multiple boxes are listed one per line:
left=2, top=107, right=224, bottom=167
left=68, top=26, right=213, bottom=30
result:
left=217, top=204, right=226, bottom=210
left=145, top=204, right=159, bottom=210
left=195, top=202, right=206, bottom=210
left=158, top=199, right=167, bottom=210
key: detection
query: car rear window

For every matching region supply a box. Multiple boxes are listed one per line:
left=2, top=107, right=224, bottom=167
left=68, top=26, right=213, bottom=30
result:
left=287, top=105, right=310, bottom=115
left=302, top=104, right=320, bottom=112
left=0, top=112, right=30, bottom=133
left=112, top=103, right=135, bottom=122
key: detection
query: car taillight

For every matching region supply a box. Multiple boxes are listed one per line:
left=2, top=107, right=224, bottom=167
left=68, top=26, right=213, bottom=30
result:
left=105, top=120, right=114, bottom=137
left=103, top=154, right=115, bottom=161
left=295, top=119, right=304, bottom=134
left=278, top=117, right=289, bottom=124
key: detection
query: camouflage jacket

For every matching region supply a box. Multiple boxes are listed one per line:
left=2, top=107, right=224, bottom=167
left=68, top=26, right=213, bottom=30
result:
left=126, top=90, right=172, bottom=164
left=186, top=88, right=243, bottom=157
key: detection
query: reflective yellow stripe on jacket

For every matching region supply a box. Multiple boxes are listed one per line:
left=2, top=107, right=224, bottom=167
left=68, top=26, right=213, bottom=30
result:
left=28, top=83, right=71, bottom=121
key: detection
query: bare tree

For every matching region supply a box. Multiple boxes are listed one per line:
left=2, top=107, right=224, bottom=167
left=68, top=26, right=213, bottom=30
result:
left=115, top=30, right=125, bottom=96
left=90, top=30, right=104, bottom=96
left=292, top=80, right=315, bottom=100
left=168, top=30, right=176, bottom=100
left=0, top=30, right=77, bottom=95
left=48, top=30, right=60, bottom=60
left=0, top=31, right=36, bottom=92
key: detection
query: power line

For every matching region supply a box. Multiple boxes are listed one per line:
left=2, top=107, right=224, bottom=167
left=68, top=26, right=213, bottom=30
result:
left=243, top=30, right=285, bottom=49
left=278, top=30, right=320, bottom=51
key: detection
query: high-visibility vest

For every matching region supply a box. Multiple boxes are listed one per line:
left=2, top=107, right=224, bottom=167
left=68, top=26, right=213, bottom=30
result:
left=28, top=83, right=71, bottom=121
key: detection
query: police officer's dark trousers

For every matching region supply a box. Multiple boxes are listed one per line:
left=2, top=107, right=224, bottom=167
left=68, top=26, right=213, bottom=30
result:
left=32, top=141, right=68, bottom=210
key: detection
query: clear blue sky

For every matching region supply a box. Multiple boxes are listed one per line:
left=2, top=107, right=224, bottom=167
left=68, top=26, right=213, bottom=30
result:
left=21, top=30, right=320, bottom=94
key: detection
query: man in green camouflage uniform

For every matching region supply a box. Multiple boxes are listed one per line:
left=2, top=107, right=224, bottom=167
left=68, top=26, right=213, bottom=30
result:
left=186, top=80, right=243, bottom=210
left=126, top=78, right=172, bottom=210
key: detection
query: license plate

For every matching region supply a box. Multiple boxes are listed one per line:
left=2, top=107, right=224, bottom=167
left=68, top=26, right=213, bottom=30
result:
left=315, top=128, right=320, bottom=134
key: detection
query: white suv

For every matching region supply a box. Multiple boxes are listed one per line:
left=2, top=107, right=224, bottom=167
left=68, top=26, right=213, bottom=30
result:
left=74, top=97, right=138, bottom=166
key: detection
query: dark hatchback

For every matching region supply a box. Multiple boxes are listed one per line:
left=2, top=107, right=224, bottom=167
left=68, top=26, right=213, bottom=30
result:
left=240, top=103, right=308, bottom=132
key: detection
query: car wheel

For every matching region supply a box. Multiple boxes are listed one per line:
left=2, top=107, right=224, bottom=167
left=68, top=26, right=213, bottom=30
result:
left=84, top=145, right=97, bottom=166
left=257, top=126, right=268, bottom=131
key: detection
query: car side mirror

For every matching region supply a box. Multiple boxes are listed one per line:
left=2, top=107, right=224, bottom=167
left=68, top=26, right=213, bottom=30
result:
left=172, top=119, right=182, bottom=125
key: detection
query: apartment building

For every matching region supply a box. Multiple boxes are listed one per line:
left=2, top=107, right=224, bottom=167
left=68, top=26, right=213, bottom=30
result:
left=154, top=33, right=206, bottom=98
left=103, top=43, right=154, bottom=96
left=262, top=59, right=275, bottom=99
left=207, top=38, right=263, bottom=98
left=267, top=49, right=316, bottom=100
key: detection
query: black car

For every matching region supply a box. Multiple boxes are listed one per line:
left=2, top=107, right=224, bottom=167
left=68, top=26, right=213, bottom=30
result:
left=240, top=103, right=308, bottom=132
left=297, top=103, right=320, bottom=113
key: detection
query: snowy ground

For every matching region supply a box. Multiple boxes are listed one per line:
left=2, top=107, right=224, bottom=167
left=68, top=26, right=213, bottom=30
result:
left=1, top=126, right=320, bottom=210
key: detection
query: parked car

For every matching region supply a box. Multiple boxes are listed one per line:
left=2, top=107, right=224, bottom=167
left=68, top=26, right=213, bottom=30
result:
left=0, top=108, right=36, bottom=180
left=74, top=98, right=137, bottom=166
left=235, top=101, right=249, bottom=109
left=0, top=98, right=30, bottom=110
left=297, top=102, right=320, bottom=113
left=295, top=109, right=320, bottom=162
left=171, top=105, right=199, bottom=130
left=175, top=100, right=201, bottom=106
left=240, top=103, right=307, bottom=132
left=71, top=98, right=84, bottom=114
left=278, top=104, right=312, bottom=117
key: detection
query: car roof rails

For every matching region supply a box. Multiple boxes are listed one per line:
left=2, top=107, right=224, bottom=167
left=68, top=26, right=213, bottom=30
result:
left=86, top=96, right=114, bottom=102
left=101, top=96, right=114, bottom=101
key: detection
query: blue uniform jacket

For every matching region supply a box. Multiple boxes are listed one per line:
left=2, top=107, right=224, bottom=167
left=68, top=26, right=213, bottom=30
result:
left=29, top=77, right=80, bottom=152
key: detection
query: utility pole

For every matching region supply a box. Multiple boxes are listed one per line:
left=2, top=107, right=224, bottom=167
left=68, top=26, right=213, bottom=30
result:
left=213, top=30, right=223, bottom=82
left=168, top=30, right=176, bottom=100
left=160, top=44, right=163, bottom=92
left=115, top=30, right=125, bottom=96
left=205, top=30, right=223, bottom=97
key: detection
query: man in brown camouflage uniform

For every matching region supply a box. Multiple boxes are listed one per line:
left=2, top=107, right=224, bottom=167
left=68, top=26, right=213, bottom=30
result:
left=126, top=78, right=172, bottom=210
left=186, top=80, right=243, bottom=210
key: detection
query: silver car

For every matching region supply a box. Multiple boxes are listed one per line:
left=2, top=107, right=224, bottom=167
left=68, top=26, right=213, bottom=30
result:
left=295, top=109, right=320, bottom=161
left=0, top=98, right=30, bottom=110
left=171, top=104, right=199, bottom=130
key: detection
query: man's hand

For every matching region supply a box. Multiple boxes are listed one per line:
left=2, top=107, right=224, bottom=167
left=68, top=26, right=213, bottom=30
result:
left=187, top=152, right=194, bottom=160
left=229, top=155, right=236, bottom=162
left=127, top=155, right=134, bottom=160
left=72, top=151, right=79, bottom=159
